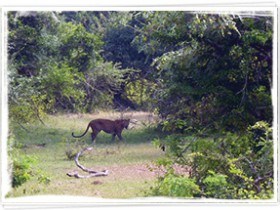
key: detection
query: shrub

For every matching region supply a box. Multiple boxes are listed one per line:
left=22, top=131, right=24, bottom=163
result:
left=11, top=154, right=52, bottom=188
left=150, top=170, right=200, bottom=198
left=202, top=170, right=228, bottom=198
left=12, top=155, right=37, bottom=188
left=150, top=121, right=273, bottom=199
left=159, top=174, right=200, bottom=197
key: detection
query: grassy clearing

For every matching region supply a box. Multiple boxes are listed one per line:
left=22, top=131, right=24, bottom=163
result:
left=7, top=112, right=165, bottom=198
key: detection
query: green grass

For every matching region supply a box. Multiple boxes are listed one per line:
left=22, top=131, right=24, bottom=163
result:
left=7, top=112, right=165, bottom=198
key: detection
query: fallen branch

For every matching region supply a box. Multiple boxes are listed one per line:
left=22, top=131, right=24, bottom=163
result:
left=67, top=147, right=109, bottom=178
left=66, top=170, right=109, bottom=178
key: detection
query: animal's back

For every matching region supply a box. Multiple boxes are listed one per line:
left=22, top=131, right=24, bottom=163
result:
left=90, top=119, right=116, bottom=133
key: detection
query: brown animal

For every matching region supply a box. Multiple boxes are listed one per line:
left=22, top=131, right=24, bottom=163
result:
left=72, top=119, right=130, bottom=144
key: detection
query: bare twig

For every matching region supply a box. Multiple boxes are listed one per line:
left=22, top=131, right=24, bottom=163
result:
left=17, top=122, right=29, bottom=132
left=180, top=137, right=198, bottom=155
left=242, top=157, right=273, bottom=193
left=236, top=73, right=248, bottom=107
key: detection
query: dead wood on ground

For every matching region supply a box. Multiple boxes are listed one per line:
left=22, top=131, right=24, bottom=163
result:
left=66, top=147, right=109, bottom=178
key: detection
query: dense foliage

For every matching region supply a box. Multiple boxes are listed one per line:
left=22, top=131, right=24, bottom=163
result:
left=140, top=12, right=273, bottom=132
left=9, top=11, right=273, bottom=130
left=8, top=11, right=274, bottom=199
left=151, top=121, right=273, bottom=198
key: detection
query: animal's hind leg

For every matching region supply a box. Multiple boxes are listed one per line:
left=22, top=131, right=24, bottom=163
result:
left=111, top=134, right=116, bottom=143
left=91, top=131, right=99, bottom=144
left=116, top=133, right=126, bottom=152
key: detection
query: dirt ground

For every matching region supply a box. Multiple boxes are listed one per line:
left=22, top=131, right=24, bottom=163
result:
left=69, top=162, right=190, bottom=186
left=90, top=164, right=160, bottom=183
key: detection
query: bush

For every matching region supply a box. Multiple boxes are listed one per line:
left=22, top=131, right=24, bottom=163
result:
left=157, top=174, right=200, bottom=198
left=203, top=170, right=228, bottom=198
left=12, top=155, right=37, bottom=188
left=11, top=154, right=52, bottom=188
left=149, top=121, right=273, bottom=199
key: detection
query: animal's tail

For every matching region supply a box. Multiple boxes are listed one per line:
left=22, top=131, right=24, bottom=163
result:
left=72, top=123, right=90, bottom=138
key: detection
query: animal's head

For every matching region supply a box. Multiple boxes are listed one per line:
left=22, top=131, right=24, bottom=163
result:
left=121, top=119, right=130, bottom=129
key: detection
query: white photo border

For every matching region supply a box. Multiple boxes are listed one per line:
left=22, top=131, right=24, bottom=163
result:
left=0, top=3, right=279, bottom=208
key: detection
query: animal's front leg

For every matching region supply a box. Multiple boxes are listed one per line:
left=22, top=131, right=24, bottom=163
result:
left=116, top=132, right=122, bottom=141
left=111, top=134, right=116, bottom=142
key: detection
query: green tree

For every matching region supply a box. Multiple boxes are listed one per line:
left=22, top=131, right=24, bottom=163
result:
left=8, top=12, right=63, bottom=122
left=102, top=12, right=155, bottom=109
left=134, top=12, right=272, bottom=131
left=57, top=22, right=103, bottom=72
left=141, top=12, right=274, bottom=199
left=8, top=11, right=127, bottom=119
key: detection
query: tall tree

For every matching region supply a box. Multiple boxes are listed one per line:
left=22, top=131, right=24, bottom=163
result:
left=133, top=12, right=273, bottom=131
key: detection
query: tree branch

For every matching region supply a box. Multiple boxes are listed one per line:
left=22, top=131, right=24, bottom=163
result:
left=66, top=147, right=109, bottom=178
